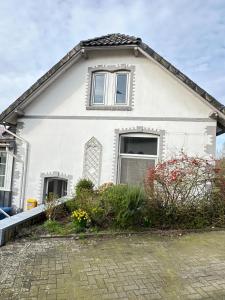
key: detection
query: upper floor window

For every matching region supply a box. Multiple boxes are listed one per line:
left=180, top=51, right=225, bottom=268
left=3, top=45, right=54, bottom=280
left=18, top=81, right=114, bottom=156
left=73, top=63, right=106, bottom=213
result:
left=115, top=73, right=128, bottom=104
left=91, top=71, right=129, bottom=106
left=87, top=65, right=134, bottom=110
left=93, top=73, right=106, bottom=104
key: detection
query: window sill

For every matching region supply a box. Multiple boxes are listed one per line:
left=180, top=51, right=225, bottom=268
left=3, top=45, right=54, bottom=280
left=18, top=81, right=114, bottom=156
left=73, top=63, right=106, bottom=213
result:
left=86, top=105, right=132, bottom=111
left=0, top=188, right=11, bottom=192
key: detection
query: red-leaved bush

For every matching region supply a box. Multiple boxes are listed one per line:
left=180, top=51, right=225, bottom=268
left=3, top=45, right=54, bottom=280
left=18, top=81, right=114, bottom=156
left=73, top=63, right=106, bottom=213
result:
left=144, top=153, right=225, bottom=228
left=145, top=153, right=217, bottom=205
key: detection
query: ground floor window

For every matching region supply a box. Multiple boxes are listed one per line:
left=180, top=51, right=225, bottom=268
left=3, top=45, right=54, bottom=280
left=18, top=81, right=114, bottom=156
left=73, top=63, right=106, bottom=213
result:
left=43, top=178, right=68, bottom=201
left=0, top=150, right=6, bottom=188
left=118, top=133, right=159, bottom=185
left=0, top=147, right=13, bottom=191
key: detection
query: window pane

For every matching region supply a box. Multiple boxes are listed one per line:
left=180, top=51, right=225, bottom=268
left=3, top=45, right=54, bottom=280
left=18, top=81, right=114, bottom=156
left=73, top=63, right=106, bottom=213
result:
left=116, top=74, right=127, bottom=104
left=0, top=176, right=5, bottom=188
left=0, top=152, right=6, bottom=164
left=120, top=137, right=158, bottom=155
left=93, top=74, right=105, bottom=104
left=0, top=164, right=6, bottom=175
left=120, top=157, right=155, bottom=185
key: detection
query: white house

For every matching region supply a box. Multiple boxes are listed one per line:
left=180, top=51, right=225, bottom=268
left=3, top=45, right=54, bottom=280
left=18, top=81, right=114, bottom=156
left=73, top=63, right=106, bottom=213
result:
left=0, top=33, right=225, bottom=212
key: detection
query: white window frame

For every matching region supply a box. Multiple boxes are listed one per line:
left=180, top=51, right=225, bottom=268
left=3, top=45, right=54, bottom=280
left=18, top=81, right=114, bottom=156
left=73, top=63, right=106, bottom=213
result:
left=0, top=150, right=6, bottom=190
left=114, top=71, right=130, bottom=105
left=90, top=70, right=131, bottom=107
left=91, top=72, right=107, bottom=105
left=0, top=148, right=13, bottom=191
left=118, top=133, right=159, bottom=184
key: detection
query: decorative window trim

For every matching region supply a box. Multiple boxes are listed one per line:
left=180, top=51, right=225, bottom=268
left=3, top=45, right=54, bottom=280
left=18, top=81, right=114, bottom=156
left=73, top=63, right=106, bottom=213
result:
left=86, top=65, right=135, bottom=110
left=39, top=171, right=73, bottom=203
left=112, top=126, right=166, bottom=183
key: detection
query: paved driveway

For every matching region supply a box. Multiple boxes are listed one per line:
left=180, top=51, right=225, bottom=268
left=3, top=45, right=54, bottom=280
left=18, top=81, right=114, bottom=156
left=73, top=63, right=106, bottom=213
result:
left=1, top=231, right=225, bottom=299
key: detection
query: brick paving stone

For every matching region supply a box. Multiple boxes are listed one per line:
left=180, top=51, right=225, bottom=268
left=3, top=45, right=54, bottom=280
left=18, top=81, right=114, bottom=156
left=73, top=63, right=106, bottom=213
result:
left=1, top=232, right=225, bottom=299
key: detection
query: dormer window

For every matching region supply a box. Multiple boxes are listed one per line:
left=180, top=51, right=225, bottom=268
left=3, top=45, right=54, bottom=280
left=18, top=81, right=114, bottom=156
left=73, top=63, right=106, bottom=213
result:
left=87, top=66, right=134, bottom=110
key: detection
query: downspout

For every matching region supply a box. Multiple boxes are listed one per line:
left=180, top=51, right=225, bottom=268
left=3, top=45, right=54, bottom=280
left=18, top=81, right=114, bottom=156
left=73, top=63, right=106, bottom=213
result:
left=3, top=126, right=29, bottom=211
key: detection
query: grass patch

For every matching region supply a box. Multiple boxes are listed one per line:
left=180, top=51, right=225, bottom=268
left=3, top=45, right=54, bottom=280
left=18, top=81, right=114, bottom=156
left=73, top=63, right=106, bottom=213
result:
left=43, top=220, right=77, bottom=235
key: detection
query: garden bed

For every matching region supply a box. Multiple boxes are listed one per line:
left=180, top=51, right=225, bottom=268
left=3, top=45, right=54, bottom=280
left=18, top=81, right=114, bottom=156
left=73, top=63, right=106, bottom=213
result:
left=17, top=155, right=225, bottom=240
left=14, top=221, right=225, bottom=242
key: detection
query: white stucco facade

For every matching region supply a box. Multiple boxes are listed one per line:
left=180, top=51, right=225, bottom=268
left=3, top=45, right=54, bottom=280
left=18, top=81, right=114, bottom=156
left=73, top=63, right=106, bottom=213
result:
left=9, top=49, right=218, bottom=210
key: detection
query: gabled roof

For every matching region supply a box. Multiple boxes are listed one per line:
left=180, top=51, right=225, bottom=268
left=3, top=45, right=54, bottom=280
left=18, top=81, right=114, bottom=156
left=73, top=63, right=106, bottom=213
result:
left=0, top=33, right=225, bottom=132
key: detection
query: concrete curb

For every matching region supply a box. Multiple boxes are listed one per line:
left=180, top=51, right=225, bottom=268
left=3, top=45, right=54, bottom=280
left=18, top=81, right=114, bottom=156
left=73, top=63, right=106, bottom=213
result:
left=31, top=227, right=225, bottom=241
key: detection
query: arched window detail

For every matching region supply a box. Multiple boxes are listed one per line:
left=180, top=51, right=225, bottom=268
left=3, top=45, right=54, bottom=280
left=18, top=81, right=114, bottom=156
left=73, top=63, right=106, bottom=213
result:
left=83, top=137, right=102, bottom=186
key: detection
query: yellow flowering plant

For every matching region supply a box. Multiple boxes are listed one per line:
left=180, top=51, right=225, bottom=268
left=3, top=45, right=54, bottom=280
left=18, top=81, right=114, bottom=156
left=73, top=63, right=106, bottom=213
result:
left=71, top=209, right=90, bottom=229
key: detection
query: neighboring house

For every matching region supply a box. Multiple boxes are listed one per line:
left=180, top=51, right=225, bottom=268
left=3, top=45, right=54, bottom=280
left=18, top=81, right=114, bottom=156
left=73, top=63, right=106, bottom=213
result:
left=0, top=33, right=225, bottom=212
left=0, top=126, right=15, bottom=207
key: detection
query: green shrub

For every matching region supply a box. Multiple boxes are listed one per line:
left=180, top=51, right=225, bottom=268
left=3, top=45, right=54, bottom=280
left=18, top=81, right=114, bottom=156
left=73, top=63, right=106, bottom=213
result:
left=117, top=186, right=147, bottom=228
left=100, top=184, right=127, bottom=224
left=75, top=191, right=99, bottom=214
left=75, top=178, right=94, bottom=198
left=65, top=199, right=78, bottom=212
left=89, top=206, right=106, bottom=227
left=71, top=180, right=104, bottom=226
left=100, top=184, right=147, bottom=228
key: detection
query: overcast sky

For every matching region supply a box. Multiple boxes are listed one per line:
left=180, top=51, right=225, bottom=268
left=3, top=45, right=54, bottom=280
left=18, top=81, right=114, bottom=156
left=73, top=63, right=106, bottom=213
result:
left=0, top=0, right=225, bottom=149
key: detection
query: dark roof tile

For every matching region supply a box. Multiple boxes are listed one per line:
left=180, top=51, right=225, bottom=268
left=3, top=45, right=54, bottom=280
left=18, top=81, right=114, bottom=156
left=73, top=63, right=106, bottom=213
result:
left=81, top=33, right=141, bottom=47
